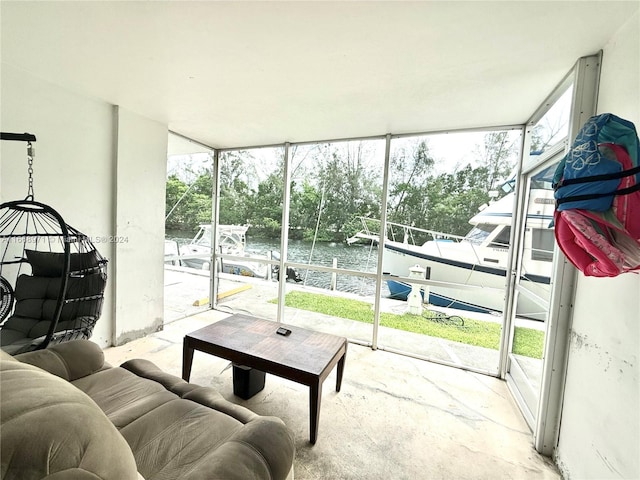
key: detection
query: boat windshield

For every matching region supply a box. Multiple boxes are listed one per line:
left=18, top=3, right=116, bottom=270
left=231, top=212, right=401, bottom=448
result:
left=489, top=226, right=511, bottom=249
left=191, top=225, right=248, bottom=254
left=464, top=224, right=494, bottom=245
left=192, top=226, right=211, bottom=247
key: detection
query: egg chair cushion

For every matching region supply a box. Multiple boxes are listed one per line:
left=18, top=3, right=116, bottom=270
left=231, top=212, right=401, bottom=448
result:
left=25, top=249, right=100, bottom=276
left=0, top=272, right=106, bottom=355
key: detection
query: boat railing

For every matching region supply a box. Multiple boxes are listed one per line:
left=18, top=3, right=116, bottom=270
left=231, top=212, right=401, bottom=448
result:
left=348, top=216, right=488, bottom=265
left=350, top=217, right=468, bottom=245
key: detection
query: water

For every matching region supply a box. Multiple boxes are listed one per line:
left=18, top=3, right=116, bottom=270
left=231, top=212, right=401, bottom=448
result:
left=168, top=233, right=385, bottom=297
left=249, top=238, right=383, bottom=296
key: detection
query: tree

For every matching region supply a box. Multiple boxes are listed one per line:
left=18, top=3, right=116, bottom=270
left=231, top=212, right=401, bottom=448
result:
left=417, top=131, right=518, bottom=236
left=165, top=174, right=213, bottom=232
left=219, top=177, right=251, bottom=226
left=387, top=139, right=435, bottom=226
left=381, top=132, right=517, bottom=238
left=530, top=115, right=568, bottom=153
left=249, top=168, right=284, bottom=237
left=218, top=151, right=257, bottom=227
left=165, top=175, right=189, bottom=230
left=289, top=180, right=322, bottom=240
left=165, top=131, right=517, bottom=240
left=424, top=165, right=493, bottom=236
left=473, top=131, right=517, bottom=192
left=219, top=150, right=258, bottom=190
left=312, top=142, right=382, bottom=241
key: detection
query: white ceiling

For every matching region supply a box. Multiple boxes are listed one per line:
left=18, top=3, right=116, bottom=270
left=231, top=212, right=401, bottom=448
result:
left=1, top=1, right=637, bottom=149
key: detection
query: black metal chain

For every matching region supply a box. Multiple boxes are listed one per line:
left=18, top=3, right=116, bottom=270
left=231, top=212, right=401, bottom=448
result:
left=26, top=141, right=34, bottom=200
left=422, top=309, right=465, bottom=327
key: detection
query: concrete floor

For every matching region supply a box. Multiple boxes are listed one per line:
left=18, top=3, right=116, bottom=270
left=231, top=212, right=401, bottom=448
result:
left=103, top=308, right=560, bottom=480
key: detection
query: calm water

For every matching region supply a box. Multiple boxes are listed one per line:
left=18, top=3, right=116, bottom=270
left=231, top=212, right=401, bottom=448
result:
left=169, top=233, right=385, bottom=296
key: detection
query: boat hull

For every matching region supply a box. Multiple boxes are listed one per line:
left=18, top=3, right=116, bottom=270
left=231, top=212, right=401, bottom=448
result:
left=383, top=241, right=550, bottom=321
left=387, top=279, right=496, bottom=314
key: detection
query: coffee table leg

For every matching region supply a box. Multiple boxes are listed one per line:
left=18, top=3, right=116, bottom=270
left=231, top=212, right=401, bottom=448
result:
left=182, top=338, right=194, bottom=382
left=336, top=349, right=346, bottom=392
left=310, top=380, right=322, bottom=444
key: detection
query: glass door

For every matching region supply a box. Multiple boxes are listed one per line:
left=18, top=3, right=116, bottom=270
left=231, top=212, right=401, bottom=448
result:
left=505, top=156, right=560, bottom=426
left=503, top=67, right=574, bottom=428
left=501, top=53, right=601, bottom=455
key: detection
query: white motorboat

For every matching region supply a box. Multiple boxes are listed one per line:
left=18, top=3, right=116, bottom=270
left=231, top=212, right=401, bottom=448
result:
left=348, top=188, right=555, bottom=320
left=166, top=225, right=270, bottom=278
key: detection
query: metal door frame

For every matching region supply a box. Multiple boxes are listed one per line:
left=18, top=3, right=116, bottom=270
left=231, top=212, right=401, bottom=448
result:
left=502, top=52, right=602, bottom=455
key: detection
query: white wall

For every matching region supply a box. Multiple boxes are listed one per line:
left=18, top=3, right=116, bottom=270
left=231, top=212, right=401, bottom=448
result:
left=555, top=12, right=640, bottom=480
left=113, top=107, right=167, bottom=344
left=0, top=65, right=168, bottom=347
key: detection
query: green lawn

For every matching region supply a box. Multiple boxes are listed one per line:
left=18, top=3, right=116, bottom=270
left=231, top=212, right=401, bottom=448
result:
left=274, top=290, right=544, bottom=359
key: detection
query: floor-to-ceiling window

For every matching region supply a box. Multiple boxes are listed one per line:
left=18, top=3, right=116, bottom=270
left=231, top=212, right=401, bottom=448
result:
left=281, top=138, right=386, bottom=342
left=212, top=146, right=285, bottom=319
left=164, top=134, right=215, bottom=322
left=377, top=128, right=524, bottom=374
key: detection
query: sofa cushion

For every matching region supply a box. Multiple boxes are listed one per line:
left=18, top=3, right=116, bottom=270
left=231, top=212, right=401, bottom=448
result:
left=123, top=358, right=257, bottom=423
left=72, top=366, right=179, bottom=429
left=72, top=360, right=296, bottom=480
left=0, top=358, right=139, bottom=480
left=15, top=339, right=107, bottom=381
left=4, top=341, right=295, bottom=480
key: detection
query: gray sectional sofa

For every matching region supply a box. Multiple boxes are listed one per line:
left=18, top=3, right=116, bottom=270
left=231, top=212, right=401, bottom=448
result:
left=0, top=340, right=295, bottom=479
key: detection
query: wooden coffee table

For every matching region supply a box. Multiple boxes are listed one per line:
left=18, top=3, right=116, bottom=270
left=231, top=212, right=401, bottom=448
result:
left=182, top=314, right=348, bottom=444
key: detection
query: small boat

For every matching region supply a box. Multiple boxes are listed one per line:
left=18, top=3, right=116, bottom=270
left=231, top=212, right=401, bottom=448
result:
left=348, top=187, right=555, bottom=320
left=166, top=225, right=270, bottom=278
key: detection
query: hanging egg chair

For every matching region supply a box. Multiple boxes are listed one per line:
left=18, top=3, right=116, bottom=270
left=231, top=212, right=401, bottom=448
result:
left=0, top=133, right=108, bottom=355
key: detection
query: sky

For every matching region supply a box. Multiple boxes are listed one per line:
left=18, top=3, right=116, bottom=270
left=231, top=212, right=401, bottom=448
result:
left=167, top=128, right=523, bottom=185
